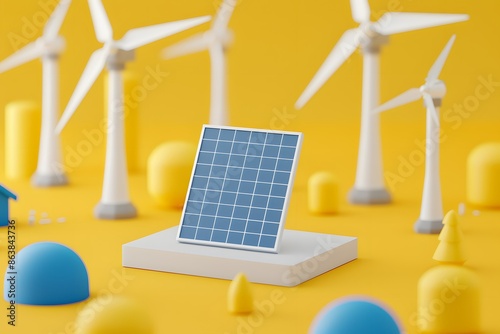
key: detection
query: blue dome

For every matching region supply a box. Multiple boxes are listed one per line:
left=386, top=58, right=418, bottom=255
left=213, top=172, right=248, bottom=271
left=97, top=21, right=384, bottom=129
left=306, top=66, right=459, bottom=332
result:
left=310, top=297, right=402, bottom=334
left=4, top=242, right=89, bottom=305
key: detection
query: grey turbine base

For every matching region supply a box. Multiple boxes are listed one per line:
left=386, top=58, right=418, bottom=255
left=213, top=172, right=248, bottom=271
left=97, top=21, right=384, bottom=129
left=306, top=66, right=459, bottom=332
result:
left=94, top=202, right=137, bottom=220
left=414, top=219, right=443, bottom=234
left=348, top=187, right=392, bottom=205
left=31, top=173, right=68, bottom=187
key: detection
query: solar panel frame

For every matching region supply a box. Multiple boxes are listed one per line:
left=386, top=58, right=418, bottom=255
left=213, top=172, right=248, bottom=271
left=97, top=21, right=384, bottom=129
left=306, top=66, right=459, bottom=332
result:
left=176, top=125, right=303, bottom=253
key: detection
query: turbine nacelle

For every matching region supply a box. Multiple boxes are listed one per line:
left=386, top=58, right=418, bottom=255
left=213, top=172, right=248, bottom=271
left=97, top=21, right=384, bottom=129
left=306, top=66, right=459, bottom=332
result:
left=421, top=80, right=446, bottom=100
left=37, top=36, right=66, bottom=57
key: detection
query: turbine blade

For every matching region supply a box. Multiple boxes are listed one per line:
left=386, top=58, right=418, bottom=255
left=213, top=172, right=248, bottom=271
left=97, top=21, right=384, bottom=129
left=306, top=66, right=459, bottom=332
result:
left=88, top=0, right=113, bottom=43
left=350, top=0, right=370, bottom=23
left=43, top=0, right=72, bottom=40
left=162, top=32, right=209, bottom=59
left=0, top=41, right=45, bottom=74
left=423, top=93, right=440, bottom=127
left=295, top=28, right=359, bottom=109
left=427, top=35, right=456, bottom=81
left=372, top=88, right=422, bottom=113
left=117, top=15, right=211, bottom=51
left=212, top=0, right=236, bottom=33
left=56, top=48, right=108, bottom=133
left=374, top=12, right=468, bottom=35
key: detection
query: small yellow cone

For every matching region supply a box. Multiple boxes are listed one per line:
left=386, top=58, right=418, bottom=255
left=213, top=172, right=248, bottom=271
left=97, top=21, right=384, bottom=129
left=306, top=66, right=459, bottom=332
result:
left=433, top=210, right=466, bottom=265
left=228, top=273, right=253, bottom=314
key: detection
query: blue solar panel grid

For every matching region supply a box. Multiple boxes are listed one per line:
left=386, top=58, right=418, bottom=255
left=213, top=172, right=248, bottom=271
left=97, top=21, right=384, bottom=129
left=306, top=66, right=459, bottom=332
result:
left=177, top=125, right=302, bottom=253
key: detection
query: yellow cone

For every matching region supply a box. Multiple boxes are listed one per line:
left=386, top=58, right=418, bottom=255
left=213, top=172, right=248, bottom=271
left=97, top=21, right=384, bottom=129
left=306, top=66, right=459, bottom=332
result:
left=433, top=211, right=466, bottom=265
left=227, top=273, right=253, bottom=314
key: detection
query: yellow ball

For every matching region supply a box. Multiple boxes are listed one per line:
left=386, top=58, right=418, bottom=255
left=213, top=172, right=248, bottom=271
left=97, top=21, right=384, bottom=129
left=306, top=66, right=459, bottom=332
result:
left=417, top=265, right=480, bottom=333
left=308, top=171, right=339, bottom=214
left=147, top=141, right=197, bottom=209
left=467, top=142, right=500, bottom=208
left=75, top=297, right=154, bottom=334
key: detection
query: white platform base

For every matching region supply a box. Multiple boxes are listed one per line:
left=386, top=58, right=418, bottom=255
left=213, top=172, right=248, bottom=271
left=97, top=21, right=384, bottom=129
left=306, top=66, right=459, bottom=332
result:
left=122, top=226, right=357, bottom=286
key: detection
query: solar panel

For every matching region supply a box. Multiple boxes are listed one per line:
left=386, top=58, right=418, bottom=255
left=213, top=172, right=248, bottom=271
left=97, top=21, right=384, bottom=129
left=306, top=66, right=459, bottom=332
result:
left=177, top=125, right=303, bottom=253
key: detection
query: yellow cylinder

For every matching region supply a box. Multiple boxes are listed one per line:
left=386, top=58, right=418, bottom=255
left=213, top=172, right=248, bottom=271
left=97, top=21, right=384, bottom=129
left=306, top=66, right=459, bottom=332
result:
left=104, top=70, right=139, bottom=172
left=4, top=101, right=41, bottom=180
left=466, top=142, right=500, bottom=208
left=308, top=171, right=339, bottom=214
left=417, top=265, right=480, bottom=333
left=147, top=141, right=196, bottom=209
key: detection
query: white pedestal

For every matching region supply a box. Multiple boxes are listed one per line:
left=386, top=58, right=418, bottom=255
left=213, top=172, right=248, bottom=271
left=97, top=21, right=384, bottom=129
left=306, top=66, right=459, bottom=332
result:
left=122, top=226, right=357, bottom=287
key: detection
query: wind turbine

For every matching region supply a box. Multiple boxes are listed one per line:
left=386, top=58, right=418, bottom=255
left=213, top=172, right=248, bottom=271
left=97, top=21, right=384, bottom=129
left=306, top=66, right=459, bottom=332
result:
left=373, top=35, right=456, bottom=234
left=55, top=0, right=210, bottom=219
left=295, top=0, right=468, bottom=205
left=163, top=0, right=235, bottom=125
left=0, top=0, right=71, bottom=187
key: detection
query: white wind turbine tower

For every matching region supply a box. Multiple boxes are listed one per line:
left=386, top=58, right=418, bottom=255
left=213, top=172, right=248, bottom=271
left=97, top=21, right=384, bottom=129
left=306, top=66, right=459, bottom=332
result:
left=163, top=0, right=235, bottom=125
left=295, top=0, right=468, bottom=205
left=0, top=0, right=71, bottom=187
left=55, top=0, right=210, bottom=219
left=373, top=35, right=456, bottom=234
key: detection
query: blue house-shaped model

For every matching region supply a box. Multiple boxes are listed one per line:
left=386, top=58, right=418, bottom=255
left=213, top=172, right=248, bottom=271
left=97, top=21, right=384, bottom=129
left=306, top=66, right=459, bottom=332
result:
left=0, top=184, right=17, bottom=227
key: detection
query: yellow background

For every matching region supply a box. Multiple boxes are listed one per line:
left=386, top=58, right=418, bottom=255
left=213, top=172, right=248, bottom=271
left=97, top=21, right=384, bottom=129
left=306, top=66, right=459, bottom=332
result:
left=0, top=0, right=499, bottom=333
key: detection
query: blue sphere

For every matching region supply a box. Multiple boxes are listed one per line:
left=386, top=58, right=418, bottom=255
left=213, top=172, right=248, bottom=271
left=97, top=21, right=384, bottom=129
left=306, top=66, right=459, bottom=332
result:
left=310, top=297, right=402, bottom=334
left=4, top=242, right=89, bottom=305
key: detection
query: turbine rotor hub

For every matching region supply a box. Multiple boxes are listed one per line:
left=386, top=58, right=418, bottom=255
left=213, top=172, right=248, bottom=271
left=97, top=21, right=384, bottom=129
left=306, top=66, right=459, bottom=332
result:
left=41, top=36, right=65, bottom=57
left=421, top=80, right=446, bottom=99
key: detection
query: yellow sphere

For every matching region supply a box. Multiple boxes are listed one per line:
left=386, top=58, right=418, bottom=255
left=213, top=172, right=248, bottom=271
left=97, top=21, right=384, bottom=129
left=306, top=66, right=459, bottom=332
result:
left=417, top=265, right=480, bottom=333
left=75, top=297, right=154, bottom=334
left=467, top=142, right=500, bottom=208
left=147, top=141, right=197, bottom=208
left=308, top=171, right=339, bottom=214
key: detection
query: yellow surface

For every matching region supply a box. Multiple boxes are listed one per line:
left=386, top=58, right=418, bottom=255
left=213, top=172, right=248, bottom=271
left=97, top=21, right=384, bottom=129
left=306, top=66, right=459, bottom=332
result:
left=227, top=273, right=254, bottom=315
left=4, top=101, right=40, bottom=180
left=417, top=265, right=480, bottom=333
left=308, top=172, right=339, bottom=214
left=0, top=0, right=499, bottom=333
left=467, top=143, right=500, bottom=207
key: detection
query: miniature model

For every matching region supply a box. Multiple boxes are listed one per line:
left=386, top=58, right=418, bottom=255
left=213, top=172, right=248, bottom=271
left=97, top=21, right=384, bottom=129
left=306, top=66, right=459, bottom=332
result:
left=55, top=0, right=210, bottom=219
left=295, top=0, right=468, bottom=205
left=308, top=171, right=339, bottom=214
left=163, top=0, right=235, bottom=125
left=75, top=297, right=154, bottom=334
left=310, top=297, right=402, bottom=334
left=433, top=210, right=466, bottom=264
left=0, top=184, right=17, bottom=227
left=373, top=35, right=456, bottom=234
left=4, top=101, right=41, bottom=180
left=0, top=0, right=72, bottom=187
left=227, top=273, right=253, bottom=314
left=4, top=242, right=89, bottom=305
left=467, top=142, right=500, bottom=207
left=147, top=141, right=196, bottom=208
left=418, top=268, right=480, bottom=332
